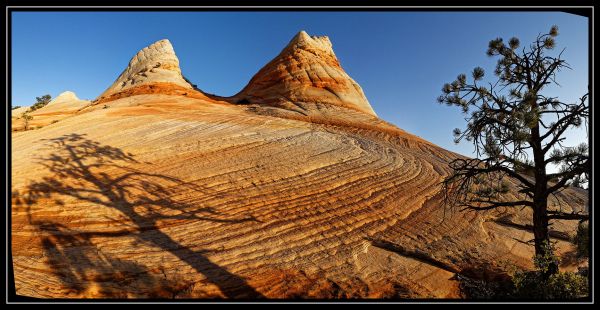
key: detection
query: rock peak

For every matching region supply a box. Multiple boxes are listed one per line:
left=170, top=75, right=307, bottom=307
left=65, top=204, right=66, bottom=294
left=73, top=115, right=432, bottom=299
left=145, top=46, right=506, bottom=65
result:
left=291, top=30, right=311, bottom=44
left=49, top=91, right=80, bottom=105
left=56, top=90, right=78, bottom=99
left=128, top=39, right=176, bottom=68
left=286, top=30, right=335, bottom=57
left=154, top=38, right=171, bottom=45
left=232, top=31, right=376, bottom=116
left=97, top=38, right=194, bottom=100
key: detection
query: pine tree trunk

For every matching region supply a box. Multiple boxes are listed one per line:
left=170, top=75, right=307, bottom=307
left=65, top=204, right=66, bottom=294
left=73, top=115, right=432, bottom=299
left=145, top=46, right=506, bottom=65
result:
left=529, top=100, right=558, bottom=278
left=532, top=198, right=558, bottom=278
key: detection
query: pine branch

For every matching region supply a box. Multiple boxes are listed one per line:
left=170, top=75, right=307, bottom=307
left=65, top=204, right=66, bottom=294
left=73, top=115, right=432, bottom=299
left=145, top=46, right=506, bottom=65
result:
left=546, top=161, right=589, bottom=195
left=541, top=95, right=588, bottom=153
left=547, top=210, right=588, bottom=220
left=460, top=200, right=534, bottom=212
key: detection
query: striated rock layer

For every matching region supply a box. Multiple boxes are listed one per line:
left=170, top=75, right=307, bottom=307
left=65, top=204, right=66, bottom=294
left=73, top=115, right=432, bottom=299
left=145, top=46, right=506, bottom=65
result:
left=227, top=31, right=377, bottom=116
left=96, top=39, right=196, bottom=103
left=11, top=95, right=587, bottom=299
left=11, top=32, right=588, bottom=299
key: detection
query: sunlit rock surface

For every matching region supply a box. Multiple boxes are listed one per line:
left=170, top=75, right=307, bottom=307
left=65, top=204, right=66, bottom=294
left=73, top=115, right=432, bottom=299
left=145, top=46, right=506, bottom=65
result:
left=11, top=32, right=587, bottom=299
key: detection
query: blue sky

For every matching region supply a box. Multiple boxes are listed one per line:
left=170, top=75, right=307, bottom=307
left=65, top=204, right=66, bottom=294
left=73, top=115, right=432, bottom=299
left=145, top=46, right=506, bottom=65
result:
left=11, top=11, right=589, bottom=157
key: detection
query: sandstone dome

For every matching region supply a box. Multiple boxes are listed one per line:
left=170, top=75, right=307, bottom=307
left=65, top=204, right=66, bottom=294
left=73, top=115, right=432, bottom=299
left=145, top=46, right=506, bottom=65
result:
left=97, top=39, right=196, bottom=102
left=37, top=91, right=90, bottom=113
left=48, top=91, right=80, bottom=105
left=230, top=31, right=377, bottom=116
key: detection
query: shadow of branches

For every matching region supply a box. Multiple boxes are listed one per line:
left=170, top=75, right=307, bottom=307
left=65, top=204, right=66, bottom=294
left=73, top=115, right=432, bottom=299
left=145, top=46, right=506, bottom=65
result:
left=13, top=133, right=263, bottom=298
left=37, top=220, right=194, bottom=298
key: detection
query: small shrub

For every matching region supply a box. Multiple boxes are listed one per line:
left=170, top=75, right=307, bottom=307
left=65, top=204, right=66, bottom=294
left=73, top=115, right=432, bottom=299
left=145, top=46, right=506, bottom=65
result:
left=524, top=241, right=560, bottom=279
left=546, top=271, right=588, bottom=299
left=573, top=222, right=589, bottom=258
left=12, top=105, right=21, bottom=110
left=512, top=270, right=588, bottom=299
left=22, top=113, right=33, bottom=130
left=462, top=243, right=589, bottom=300
left=51, top=120, right=59, bottom=124
left=512, top=270, right=545, bottom=299
left=457, top=274, right=514, bottom=299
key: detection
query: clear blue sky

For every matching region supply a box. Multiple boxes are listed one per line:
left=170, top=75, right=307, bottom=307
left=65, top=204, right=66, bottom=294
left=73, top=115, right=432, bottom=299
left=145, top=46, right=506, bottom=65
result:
left=11, top=11, right=589, bottom=157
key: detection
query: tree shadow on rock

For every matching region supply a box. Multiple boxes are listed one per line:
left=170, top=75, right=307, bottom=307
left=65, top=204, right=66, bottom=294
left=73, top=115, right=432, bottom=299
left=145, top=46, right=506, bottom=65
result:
left=16, top=133, right=263, bottom=298
left=38, top=220, right=194, bottom=298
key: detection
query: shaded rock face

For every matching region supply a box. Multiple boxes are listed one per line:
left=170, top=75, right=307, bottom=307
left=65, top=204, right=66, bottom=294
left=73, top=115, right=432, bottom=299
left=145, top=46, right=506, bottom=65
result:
left=230, top=31, right=376, bottom=116
left=97, top=39, right=194, bottom=101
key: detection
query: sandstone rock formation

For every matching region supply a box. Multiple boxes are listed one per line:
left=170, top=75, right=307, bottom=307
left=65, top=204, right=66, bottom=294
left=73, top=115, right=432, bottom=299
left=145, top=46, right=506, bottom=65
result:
left=11, top=32, right=588, bottom=299
left=228, top=31, right=376, bottom=116
left=96, top=39, right=198, bottom=103
left=40, top=91, right=89, bottom=112
left=48, top=90, right=79, bottom=104
left=11, top=91, right=90, bottom=131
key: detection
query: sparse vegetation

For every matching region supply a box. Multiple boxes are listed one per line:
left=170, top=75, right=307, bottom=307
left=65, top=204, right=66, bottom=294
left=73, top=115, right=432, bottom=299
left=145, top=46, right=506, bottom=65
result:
left=457, top=274, right=514, bottom=299
left=512, top=268, right=588, bottom=299
left=12, top=105, right=21, bottom=110
left=22, top=113, right=33, bottom=130
left=515, top=243, right=588, bottom=299
left=28, top=94, right=52, bottom=112
left=573, top=221, right=589, bottom=258
left=459, top=244, right=589, bottom=300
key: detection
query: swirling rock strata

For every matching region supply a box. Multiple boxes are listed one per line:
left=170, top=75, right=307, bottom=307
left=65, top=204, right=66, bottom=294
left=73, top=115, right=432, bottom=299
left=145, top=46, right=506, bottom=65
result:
left=229, top=31, right=376, bottom=116
left=10, top=32, right=587, bottom=299
left=11, top=95, right=587, bottom=298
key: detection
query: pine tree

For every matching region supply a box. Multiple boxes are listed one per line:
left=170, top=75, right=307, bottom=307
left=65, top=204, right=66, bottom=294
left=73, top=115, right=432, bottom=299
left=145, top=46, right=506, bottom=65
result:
left=437, top=25, right=589, bottom=277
